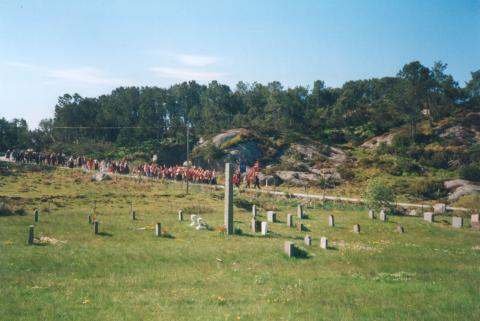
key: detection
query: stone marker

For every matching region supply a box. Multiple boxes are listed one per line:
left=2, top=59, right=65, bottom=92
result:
left=452, top=216, right=463, bottom=228
left=155, top=223, right=162, bottom=236
left=433, top=203, right=446, bottom=214
left=304, top=235, right=312, bottom=246
left=424, top=212, right=435, bottom=223
left=178, top=210, right=183, bottom=221
left=284, top=241, right=295, bottom=257
left=190, top=214, right=198, bottom=227
left=261, top=222, right=268, bottom=235
left=287, top=214, right=293, bottom=227
left=353, top=224, right=360, bottom=233
left=132, top=210, right=136, bottom=220
left=94, top=221, right=99, bottom=235
left=88, top=214, right=92, bottom=224
left=267, top=211, right=277, bottom=223
left=297, top=204, right=303, bottom=219
left=252, top=205, right=257, bottom=217
left=471, top=214, right=480, bottom=229
left=34, top=208, right=39, bottom=223
left=320, top=236, right=328, bottom=249
left=396, top=225, right=404, bottom=233
left=224, top=163, right=234, bottom=235
left=251, top=218, right=261, bottom=233
left=368, top=209, right=375, bottom=219
left=297, top=223, right=304, bottom=232
left=328, top=215, right=335, bottom=227
left=409, top=209, right=417, bottom=216
left=379, top=210, right=387, bottom=222
left=27, top=225, right=34, bottom=245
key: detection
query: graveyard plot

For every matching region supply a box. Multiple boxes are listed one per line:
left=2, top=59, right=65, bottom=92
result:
left=0, top=165, right=479, bottom=321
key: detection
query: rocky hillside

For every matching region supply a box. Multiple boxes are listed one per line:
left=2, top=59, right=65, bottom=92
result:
left=192, top=111, right=480, bottom=206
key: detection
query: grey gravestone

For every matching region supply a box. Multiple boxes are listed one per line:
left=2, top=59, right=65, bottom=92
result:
left=297, top=204, right=303, bottom=219
left=379, top=210, right=387, bottom=222
left=353, top=224, right=360, bottom=233
left=34, top=208, right=39, bottom=223
left=396, top=225, right=404, bottom=233
left=27, top=225, right=34, bottom=245
left=224, top=163, right=234, bottom=235
left=409, top=209, right=417, bottom=216
left=94, top=221, right=99, bottom=235
left=252, top=205, right=257, bottom=217
left=329, top=215, right=335, bottom=227
left=284, top=241, right=295, bottom=257
left=472, top=214, right=480, bottom=229
left=304, top=235, right=312, bottom=246
left=287, top=214, right=293, bottom=227
left=424, top=212, right=435, bottom=223
left=261, top=222, right=268, bottom=235
left=178, top=210, right=183, bottom=221
left=368, top=210, right=375, bottom=219
left=251, top=218, right=261, bottom=233
left=433, top=203, right=446, bottom=214
left=452, top=216, right=463, bottom=228
left=267, top=211, right=277, bottom=223
left=297, top=223, right=304, bottom=232
left=320, top=236, right=328, bottom=249
left=155, top=223, right=162, bottom=236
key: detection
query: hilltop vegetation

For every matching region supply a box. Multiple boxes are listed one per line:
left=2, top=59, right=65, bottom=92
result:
left=1, top=61, right=480, bottom=204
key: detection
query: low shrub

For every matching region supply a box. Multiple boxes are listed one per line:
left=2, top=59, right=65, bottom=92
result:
left=459, top=162, right=480, bottom=182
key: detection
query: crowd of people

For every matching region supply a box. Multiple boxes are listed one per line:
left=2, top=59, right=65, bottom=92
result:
left=3, top=149, right=219, bottom=184
left=3, top=149, right=265, bottom=188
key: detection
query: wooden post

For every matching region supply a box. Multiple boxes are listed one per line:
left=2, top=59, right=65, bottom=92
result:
left=34, top=208, right=39, bottom=223
left=88, top=214, right=92, bottom=224
left=155, top=223, right=162, bottom=236
left=94, top=221, right=99, bottom=235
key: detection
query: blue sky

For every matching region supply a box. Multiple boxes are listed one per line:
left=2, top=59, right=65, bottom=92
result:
left=1, top=0, right=479, bottom=128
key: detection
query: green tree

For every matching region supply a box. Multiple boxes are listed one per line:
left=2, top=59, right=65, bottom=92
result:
left=363, top=177, right=396, bottom=211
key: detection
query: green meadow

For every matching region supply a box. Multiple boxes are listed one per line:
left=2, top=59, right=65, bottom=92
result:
left=1, top=162, right=479, bottom=321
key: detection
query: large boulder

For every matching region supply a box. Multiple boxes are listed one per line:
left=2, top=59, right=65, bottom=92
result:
left=224, top=141, right=262, bottom=164
left=209, top=128, right=249, bottom=147
left=444, top=179, right=480, bottom=202
left=276, top=170, right=321, bottom=186
left=361, top=132, right=397, bottom=149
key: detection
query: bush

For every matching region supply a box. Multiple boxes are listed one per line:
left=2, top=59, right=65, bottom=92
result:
left=387, top=158, right=423, bottom=176
left=459, top=162, right=480, bottom=182
left=392, top=133, right=413, bottom=154
left=413, top=180, right=448, bottom=200
left=337, top=164, right=355, bottom=180
left=362, top=177, right=396, bottom=211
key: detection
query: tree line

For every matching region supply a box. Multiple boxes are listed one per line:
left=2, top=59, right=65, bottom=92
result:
left=1, top=61, right=479, bottom=154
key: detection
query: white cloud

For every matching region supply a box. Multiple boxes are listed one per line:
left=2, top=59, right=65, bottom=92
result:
left=4, top=61, right=129, bottom=86
left=49, top=67, right=128, bottom=85
left=177, top=54, right=217, bottom=67
left=151, top=67, right=225, bottom=81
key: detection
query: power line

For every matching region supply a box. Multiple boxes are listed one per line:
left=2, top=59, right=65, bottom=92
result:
left=53, top=126, right=165, bottom=129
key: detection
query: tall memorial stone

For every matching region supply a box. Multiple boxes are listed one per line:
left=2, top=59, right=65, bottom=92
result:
left=224, top=163, right=234, bottom=235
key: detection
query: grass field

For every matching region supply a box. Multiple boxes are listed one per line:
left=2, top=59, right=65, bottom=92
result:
left=1, top=162, right=479, bottom=321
